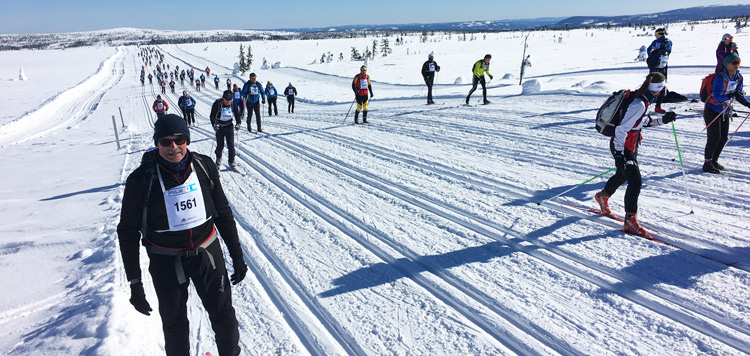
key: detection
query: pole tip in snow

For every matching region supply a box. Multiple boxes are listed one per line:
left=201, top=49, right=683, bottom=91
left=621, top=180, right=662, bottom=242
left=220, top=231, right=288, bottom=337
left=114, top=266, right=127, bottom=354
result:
left=536, top=202, right=541, bottom=205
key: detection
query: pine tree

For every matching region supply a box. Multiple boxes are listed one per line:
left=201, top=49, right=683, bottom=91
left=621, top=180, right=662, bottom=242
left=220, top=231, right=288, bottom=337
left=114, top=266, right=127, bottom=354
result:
left=351, top=47, right=360, bottom=60
left=339, top=52, right=344, bottom=61
left=372, top=39, right=377, bottom=59
left=380, top=38, right=391, bottom=56
left=321, top=53, right=326, bottom=63
left=365, top=46, right=371, bottom=60
left=239, top=44, right=247, bottom=73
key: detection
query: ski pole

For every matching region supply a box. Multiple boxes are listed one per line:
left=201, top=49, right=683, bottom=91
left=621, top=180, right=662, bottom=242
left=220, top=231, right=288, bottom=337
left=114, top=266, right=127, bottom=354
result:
left=728, top=110, right=750, bottom=141
left=671, top=121, right=695, bottom=214
left=536, top=167, right=616, bottom=206
left=702, top=99, right=734, bottom=132
left=342, top=98, right=356, bottom=124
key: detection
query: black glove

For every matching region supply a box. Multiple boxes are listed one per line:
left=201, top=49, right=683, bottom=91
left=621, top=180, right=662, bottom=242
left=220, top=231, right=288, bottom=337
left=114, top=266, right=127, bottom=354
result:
left=370, top=93, right=374, bottom=98
left=489, top=75, right=494, bottom=80
left=624, top=150, right=637, bottom=165
left=213, top=125, right=220, bottom=132
left=230, top=262, right=248, bottom=285
left=662, top=111, right=677, bottom=123
left=129, top=282, right=152, bottom=316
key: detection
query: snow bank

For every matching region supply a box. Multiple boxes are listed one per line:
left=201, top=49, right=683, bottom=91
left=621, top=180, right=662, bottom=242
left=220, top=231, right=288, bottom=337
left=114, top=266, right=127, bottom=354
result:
left=521, top=79, right=542, bottom=94
left=18, top=69, right=27, bottom=81
left=453, top=77, right=463, bottom=85
left=501, top=73, right=514, bottom=80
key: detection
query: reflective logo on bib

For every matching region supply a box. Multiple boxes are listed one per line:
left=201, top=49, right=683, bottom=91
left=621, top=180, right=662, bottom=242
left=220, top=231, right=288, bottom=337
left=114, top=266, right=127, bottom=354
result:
left=156, top=164, right=209, bottom=232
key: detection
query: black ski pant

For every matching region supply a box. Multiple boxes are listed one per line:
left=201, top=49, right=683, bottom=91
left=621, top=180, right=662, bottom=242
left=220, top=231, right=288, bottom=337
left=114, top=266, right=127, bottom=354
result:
left=424, top=75, right=434, bottom=102
left=703, top=104, right=730, bottom=162
left=181, top=109, right=187, bottom=123
left=185, top=108, right=196, bottom=125
left=354, top=95, right=369, bottom=122
left=467, top=75, right=486, bottom=102
left=603, top=139, right=641, bottom=214
left=287, top=96, right=295, bottom=113
left=648, top=66, right=668, bottom=107
left=246, top=101, right=262, bottom=131
left=215, top=124, right=236, bottom=164
left=268, top=97, right=278, bottom=116
left=148, top=241, right=240, bottom=356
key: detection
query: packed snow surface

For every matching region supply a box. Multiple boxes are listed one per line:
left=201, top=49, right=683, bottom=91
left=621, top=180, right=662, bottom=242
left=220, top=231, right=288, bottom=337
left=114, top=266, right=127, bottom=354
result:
left=0, top=21, right=749, bottom=355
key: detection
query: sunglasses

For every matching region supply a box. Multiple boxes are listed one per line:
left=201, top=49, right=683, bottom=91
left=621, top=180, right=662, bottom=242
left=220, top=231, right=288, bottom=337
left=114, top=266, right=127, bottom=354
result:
left=731, top=60, right=741, bottom=66
left=158, top=136, right=187, bottom=146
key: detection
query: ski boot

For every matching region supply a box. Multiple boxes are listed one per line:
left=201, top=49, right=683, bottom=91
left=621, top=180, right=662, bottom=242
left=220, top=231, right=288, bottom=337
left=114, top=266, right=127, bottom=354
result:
left=623, top=213, right=650, bottom=238
left=702, top=160, right=720, bottom=174
left=363, top=111, right=368, bottom=124
left=711, top=160, right=725, bottom=171
left=594, top=191, right=611, bottom=216
left=654, top=106, right=666, bottom=114
left=215, top=157, right=222, bottom=167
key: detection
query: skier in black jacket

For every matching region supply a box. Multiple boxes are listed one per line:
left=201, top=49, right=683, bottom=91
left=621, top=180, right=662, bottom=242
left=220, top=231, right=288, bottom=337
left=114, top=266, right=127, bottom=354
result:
left=117, top=114, right=246, bottom=356
left=209, top=90, right=243, bottom=168
left=421, top=52, right=441, bottom=104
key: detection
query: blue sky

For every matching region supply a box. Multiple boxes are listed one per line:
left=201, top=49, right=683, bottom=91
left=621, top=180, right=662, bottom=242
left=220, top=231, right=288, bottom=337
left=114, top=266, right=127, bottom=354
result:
left=0, top=0, right=743, bottom=34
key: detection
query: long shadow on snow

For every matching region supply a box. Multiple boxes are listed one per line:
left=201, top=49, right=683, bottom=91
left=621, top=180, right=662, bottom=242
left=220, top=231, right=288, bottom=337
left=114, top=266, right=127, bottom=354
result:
left=40, top=183, right=124, bottom=201
left=319, top=241, right=518, bottom=298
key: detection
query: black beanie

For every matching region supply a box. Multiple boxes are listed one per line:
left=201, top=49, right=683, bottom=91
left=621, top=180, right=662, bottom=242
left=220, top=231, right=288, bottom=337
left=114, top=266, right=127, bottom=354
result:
left=153, top=114, right=190, bottom=146
left=223, top=90, right=233, bottom=100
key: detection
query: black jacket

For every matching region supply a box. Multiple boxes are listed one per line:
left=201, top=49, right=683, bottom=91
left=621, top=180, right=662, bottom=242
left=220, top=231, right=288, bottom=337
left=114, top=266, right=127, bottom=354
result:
left=209, top=99, right=242, bottom=126
left=117, top=149, right=243, bottom=281
left=421, top=60, right=440, bottom=80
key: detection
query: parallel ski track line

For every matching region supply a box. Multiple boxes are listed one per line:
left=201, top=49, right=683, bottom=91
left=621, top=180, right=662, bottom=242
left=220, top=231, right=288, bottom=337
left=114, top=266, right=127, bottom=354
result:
left=259, top=131, right=750, bottom=354
left=275, top=119, right=748, bottom=257
left=273, top=120, right=750, bottom=337
left=189, top=125, right=368, bottom=356
left=0, top=47, right=128, bottom=147
left=191, top=127, right=559, bottom=356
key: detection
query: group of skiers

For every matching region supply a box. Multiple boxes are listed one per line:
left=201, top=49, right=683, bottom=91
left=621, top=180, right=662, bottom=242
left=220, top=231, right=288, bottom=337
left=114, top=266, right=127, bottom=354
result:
left=123, top=32, right=749, bottom=355
left=593, top=29, right=748, bottom=237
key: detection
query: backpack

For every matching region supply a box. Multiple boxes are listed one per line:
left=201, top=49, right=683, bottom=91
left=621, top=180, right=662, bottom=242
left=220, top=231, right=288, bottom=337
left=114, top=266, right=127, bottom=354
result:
left=595, top=89, right=635, bottom=136
left=700, top=72, right=727, bottom=103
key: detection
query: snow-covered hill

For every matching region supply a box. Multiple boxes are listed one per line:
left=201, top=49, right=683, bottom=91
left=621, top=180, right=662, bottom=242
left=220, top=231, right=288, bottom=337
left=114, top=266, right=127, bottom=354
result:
left=0, top=19, right=748, bottom=356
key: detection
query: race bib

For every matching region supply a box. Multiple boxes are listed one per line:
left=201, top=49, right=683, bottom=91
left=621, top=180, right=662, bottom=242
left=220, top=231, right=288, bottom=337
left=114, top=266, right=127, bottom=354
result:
left=157, top=166, right=208, bottom=231
left=484, top=64, right=488, bottom=71
left=658, top=55, right=668, bottom=69
left=287, top=89, right=294, bottom=95
left=428, top=63, right=435, bottom=72
left=359, top=79, right=368, bottom=90
left=234, top=91, right=241, bottom=100
left=157, top=103, right=164, bottom=110
left=220, top=107, right=233, bottom=121
left=727, top=80, right=738, bottom=93
left=250, top=86, right=259, bottom=95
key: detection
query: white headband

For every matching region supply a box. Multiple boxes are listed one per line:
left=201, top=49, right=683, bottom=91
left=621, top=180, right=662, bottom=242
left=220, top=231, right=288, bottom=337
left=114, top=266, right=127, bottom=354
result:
left=648, top=82, right=664, bottom=92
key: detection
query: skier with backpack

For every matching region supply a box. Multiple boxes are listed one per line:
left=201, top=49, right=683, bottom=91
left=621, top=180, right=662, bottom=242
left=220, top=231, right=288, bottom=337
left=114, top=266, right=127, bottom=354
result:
left=646, top=28, right=672, bottom=113
left=117, top=114, right=246, bottom=356
left=701, top=52, right=750, bottom=173
left=352, top=66, right=373, bottom=124
left=466, top=54, right=493, bottom=105
left=210, top=90, right=243, bottom=168
left=421, top=52, right=441, bottom=105
left=716, top=33, right=739, bottom=74
left=593, top=72, right=677, bottom=238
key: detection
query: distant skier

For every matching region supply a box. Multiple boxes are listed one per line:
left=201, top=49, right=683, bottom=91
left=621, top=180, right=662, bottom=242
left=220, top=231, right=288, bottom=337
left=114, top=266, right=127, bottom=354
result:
left=148, top=73, right=153, bottom=85
left=421, top=52, right=441, bottom=105
left=593, top=72, right=676, bottom=238
left=232, top=84, right=245, bottom=119
left=200, top=74, right=206, bottom=88
left=466, top=54, right=493, bottom=105
left=210, top=90, right=242, bottom=167
left=214, top=75, right=220, bottom=90
left=205, top=66, right=211, bottom=77
left=178, top=91, right=197, bottom=127
left=265, top=81, right=278, bottom=116
left=352, top=65, right=373, bottom=124
left=702, top=52, right=750, bottom=173
left=646, top=28, right=672, bottom=113
left=160, top=81, right=166, bottom=94
left=226, top=78, right=232, bottom=91
left=716, top=33, right=739, bottom=73
left=195, top=79, right=201, bottom=92
left=169, top=79, right=175, bottom=93
left=117, top=114, right=246, bottom=356
left=152, top=95, right=169, bottom=118
left=241, top=73, right=266, bottom=133
left=285, top=82, right=297, bottom=113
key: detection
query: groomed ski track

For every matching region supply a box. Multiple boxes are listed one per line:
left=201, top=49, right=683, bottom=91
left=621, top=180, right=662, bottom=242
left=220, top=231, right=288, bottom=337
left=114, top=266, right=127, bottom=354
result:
left=8, top=41, right=748, bottom=355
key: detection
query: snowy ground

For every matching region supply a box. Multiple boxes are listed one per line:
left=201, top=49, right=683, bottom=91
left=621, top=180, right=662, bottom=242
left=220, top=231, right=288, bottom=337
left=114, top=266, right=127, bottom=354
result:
left=0, top=20, right=749, bottom=356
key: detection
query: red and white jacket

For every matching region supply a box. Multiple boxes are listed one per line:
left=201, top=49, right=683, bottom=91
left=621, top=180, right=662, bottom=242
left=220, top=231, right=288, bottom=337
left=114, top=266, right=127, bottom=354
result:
left=613, top=97, right=668, bottom=152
